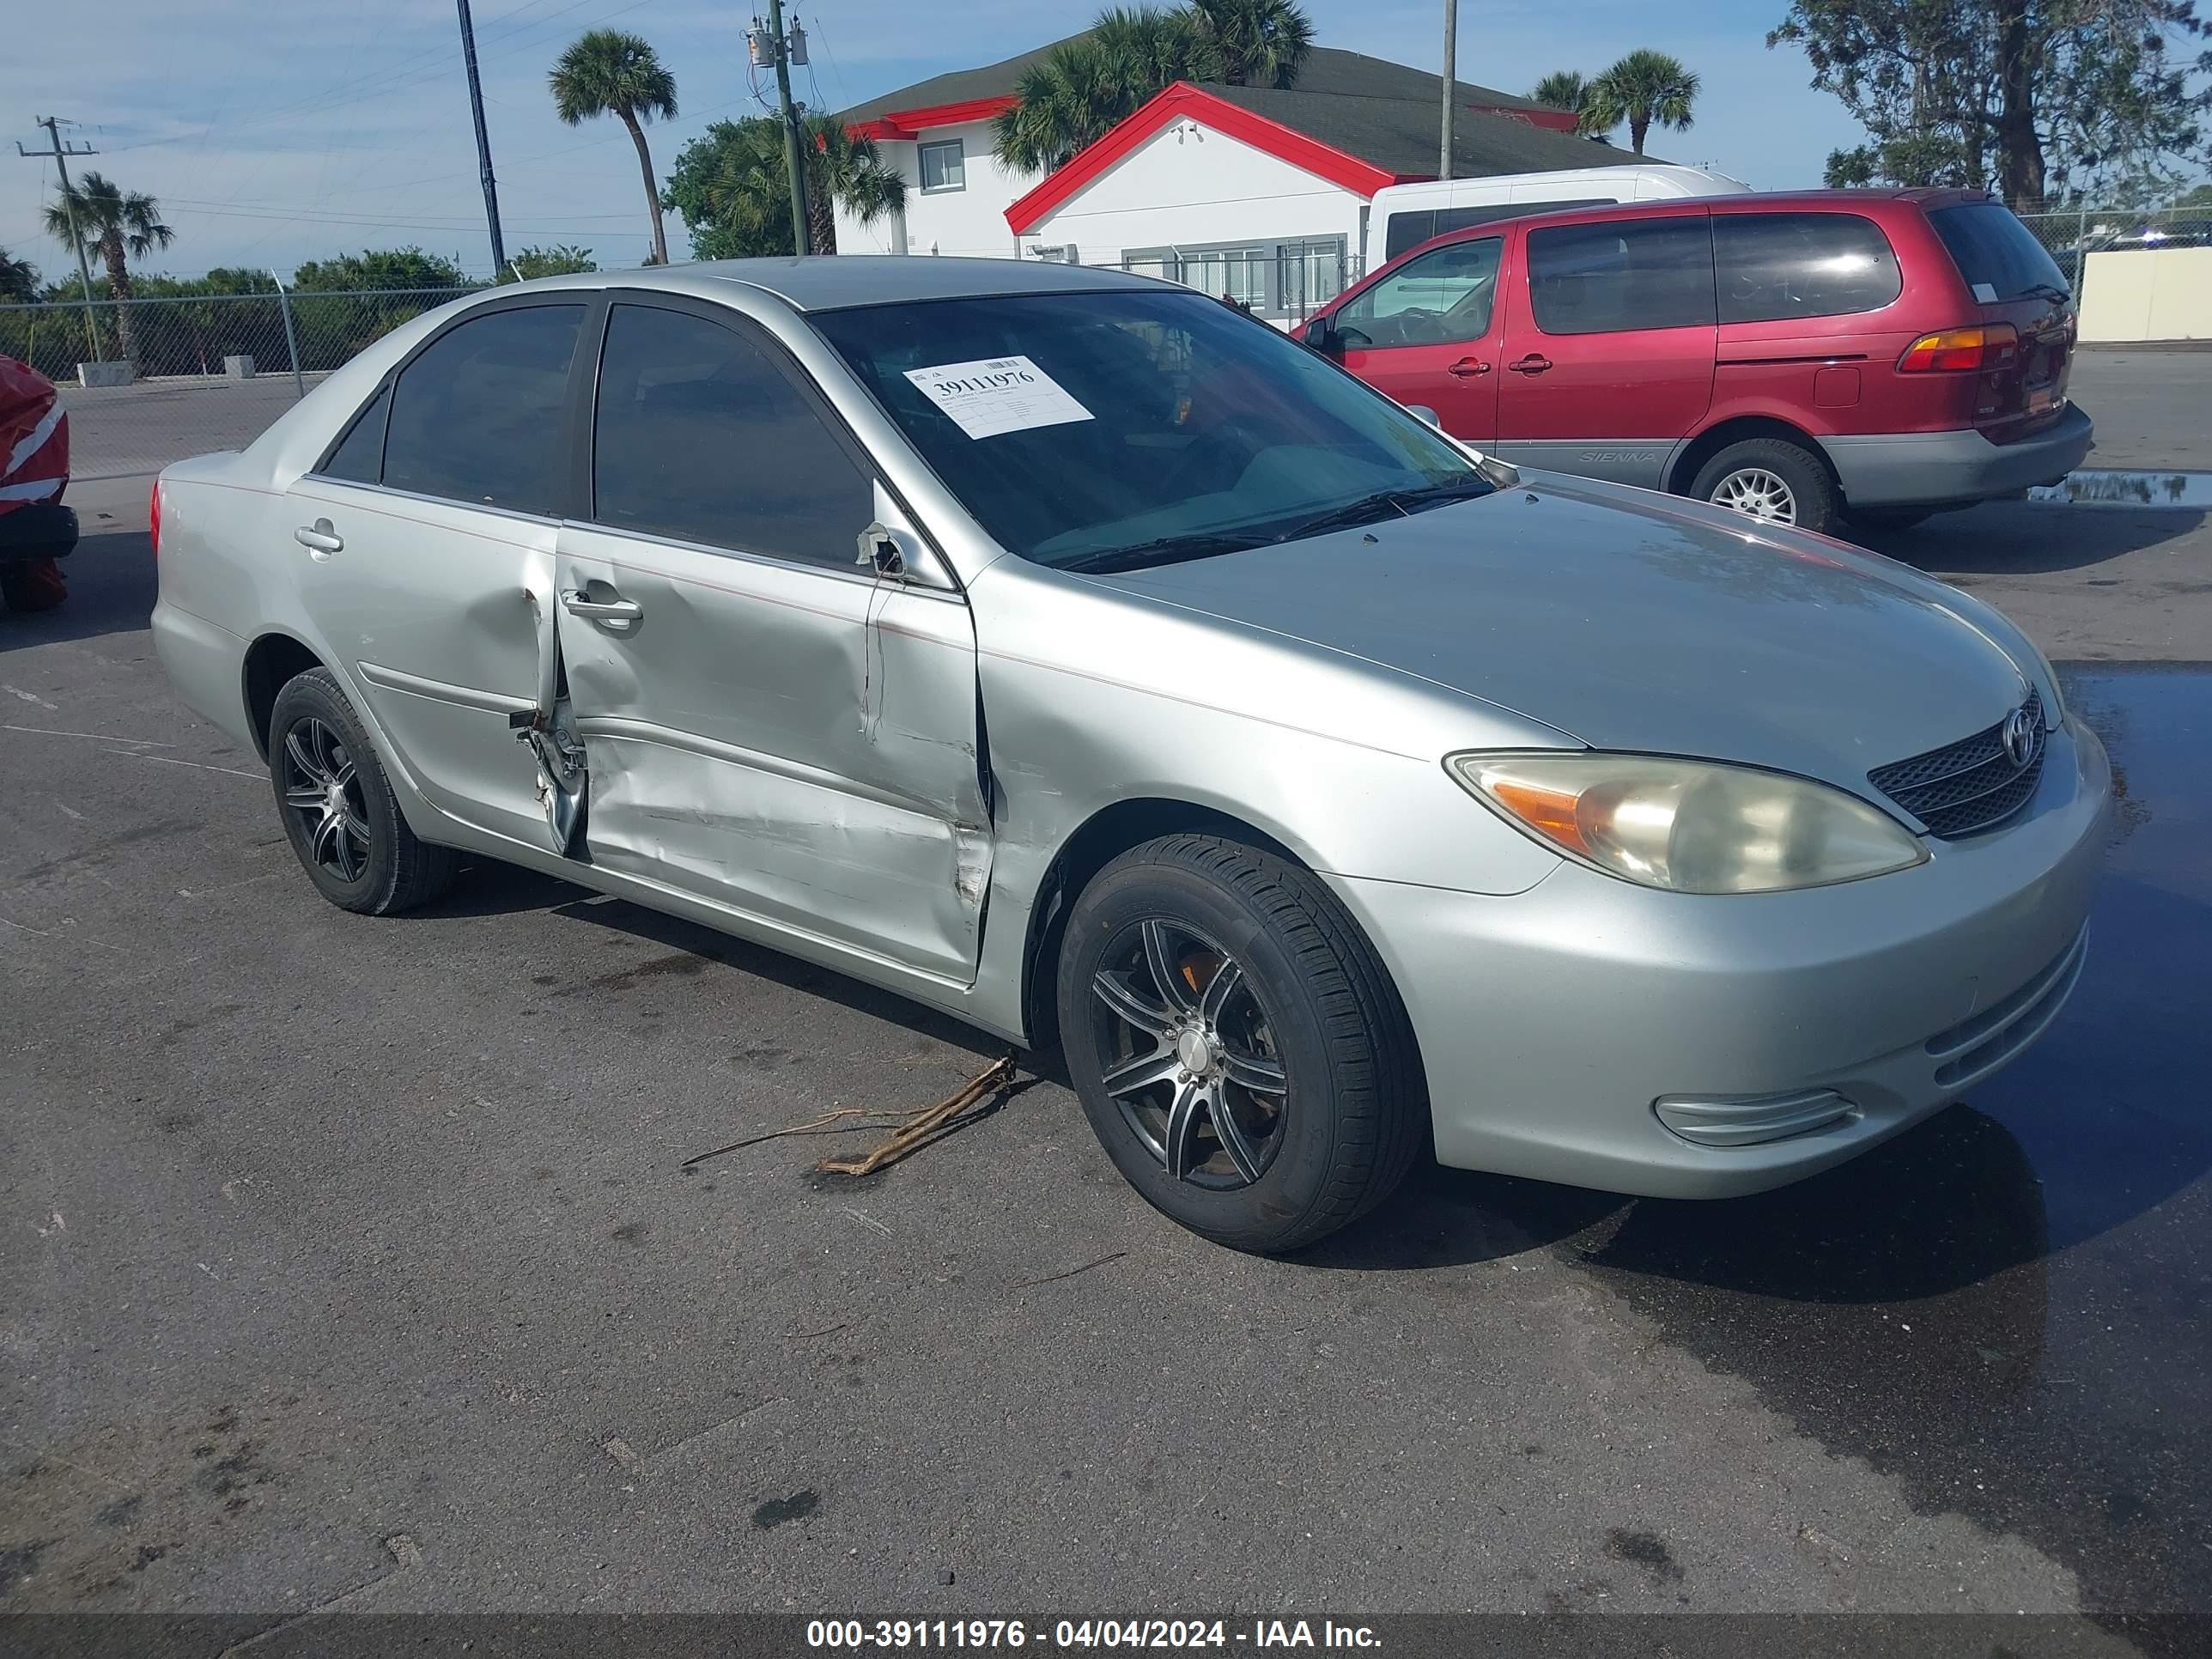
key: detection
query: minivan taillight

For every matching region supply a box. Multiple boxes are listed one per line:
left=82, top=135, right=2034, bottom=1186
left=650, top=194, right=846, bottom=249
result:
left=1897, top=324, right=2019, bottom=373
left=149, top=478, right=161, bottom=556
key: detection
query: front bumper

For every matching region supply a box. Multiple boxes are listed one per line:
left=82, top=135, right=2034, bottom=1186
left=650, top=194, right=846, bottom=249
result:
left=1328, top=715, right=2111, bottom=1199
left=0, top=501, right=78, bottom=562
left=1820, top=402, right=2094, bottom=508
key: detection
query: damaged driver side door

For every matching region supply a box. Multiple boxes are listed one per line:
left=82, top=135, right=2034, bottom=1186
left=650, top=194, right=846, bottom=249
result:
left=551, top=297, right=994, bottom=983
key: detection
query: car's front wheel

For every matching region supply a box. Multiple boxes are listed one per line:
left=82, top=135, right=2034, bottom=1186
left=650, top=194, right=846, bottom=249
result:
left=1691, top=438, right=1838, bottom=536
left=269, top=668, right=459, bottom=915
left=1055, top=835, right=1425, bottom=1253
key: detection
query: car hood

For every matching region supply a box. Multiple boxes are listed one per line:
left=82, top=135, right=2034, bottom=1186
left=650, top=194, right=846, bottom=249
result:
left=1090, top=476, right=2039, bottom=793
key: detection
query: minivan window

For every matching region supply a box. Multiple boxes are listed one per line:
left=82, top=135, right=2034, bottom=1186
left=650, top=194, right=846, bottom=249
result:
left=1384, top=198, right=1610, bottom=261
left=319, top=385, right=391, bottom=483
left=592, top=303, right=874, bottom=568
left=812, top=289, right=1489, bottom=572
left=1528, top=217, right=1716, bottom=334
left=1334, top=237, right=1503, bottom=348
left=1928, top=200, right=2072, bottom=301
left=1715, top=213, right=1903, bottom=323
left=382, top=304, right=583, bottom=513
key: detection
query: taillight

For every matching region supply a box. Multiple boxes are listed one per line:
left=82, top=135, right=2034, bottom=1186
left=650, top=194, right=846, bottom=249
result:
left=1897, top=324, right=2018, bottom=373
left=149, top=478, right=161, bottom=556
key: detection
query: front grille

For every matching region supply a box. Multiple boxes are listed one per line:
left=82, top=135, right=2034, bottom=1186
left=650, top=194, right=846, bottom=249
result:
left=1869, top=690, right=2046, bottom=838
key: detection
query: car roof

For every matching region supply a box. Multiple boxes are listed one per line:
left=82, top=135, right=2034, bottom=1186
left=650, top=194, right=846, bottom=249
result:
left=1404, top=186, right=1995, bottom=248
left=511, top=255, right=1160, bottom=313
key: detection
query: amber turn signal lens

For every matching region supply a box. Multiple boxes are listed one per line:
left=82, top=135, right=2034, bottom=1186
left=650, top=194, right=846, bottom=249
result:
left=1897, top=324, right=2018, bottom=373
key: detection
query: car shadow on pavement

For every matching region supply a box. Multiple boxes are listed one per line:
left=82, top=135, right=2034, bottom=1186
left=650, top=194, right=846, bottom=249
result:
left=0, top=529, right=155, bottom=649
left=1856, top=501, right=2203, bottom=576
left=414, top=856, right=1008, bottom=1064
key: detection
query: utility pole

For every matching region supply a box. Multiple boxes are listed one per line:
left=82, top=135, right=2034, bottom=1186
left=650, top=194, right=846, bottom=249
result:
left=15, top=116, right=102, bottom=360
left=454, top=0, right=507, bottom=271
left=753, top=1, right=813, bottom=254
left=1439, top=1, right=1457, bottom=179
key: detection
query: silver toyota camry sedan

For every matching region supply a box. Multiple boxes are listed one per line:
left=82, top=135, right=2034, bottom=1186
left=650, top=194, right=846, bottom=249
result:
left=151, top=258, right=2108, bottom=1252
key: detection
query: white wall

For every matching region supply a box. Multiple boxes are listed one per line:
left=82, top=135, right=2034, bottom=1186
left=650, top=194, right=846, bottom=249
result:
left=1021, top=116, right=1366, bottom=270
left=832, top=120, right=1039, bottom=260
left=2078, top=246, right=2212, bottom=343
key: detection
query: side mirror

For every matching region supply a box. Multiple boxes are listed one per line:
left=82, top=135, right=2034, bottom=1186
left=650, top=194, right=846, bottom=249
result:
left=857, top=521, right=907, bottom=579
left=1304, top=318, right=1342, bottom=359
left=1405, top=404, right=1442, bottom=429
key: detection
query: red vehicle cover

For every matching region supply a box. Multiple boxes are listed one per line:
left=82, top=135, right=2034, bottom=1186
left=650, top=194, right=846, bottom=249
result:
left=2, top=353, right=70, bottom=514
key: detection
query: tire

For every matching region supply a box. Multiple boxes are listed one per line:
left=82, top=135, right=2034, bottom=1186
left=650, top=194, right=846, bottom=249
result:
left=0, top=559, right=68, bottom=613
left=269, top=668, right=459, bottom=915
left=1055, top=834, right=1425, bottom=1253
left=1846, top=506, right=1936, bottom=534
left=1690, top=438, right=1838, bottom=536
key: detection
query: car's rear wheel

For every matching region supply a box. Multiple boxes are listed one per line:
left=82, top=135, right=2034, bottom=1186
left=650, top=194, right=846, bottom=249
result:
left=269, top=668, right=459, bottom=915
left=1055, top=834, right=1424, bottom=1253
left=1691, top=438, right=1838, bottom=536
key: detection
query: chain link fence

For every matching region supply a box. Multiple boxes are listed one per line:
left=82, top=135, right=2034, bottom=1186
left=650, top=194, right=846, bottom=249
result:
left=2014, top=204, right=2212, bottom=300
left=1, top=288, right=483, bottom=479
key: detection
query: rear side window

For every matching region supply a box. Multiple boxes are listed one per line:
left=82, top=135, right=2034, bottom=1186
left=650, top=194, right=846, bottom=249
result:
left=591, top=303, right=874, bottom=567
left=382, top=304, right=584, bottom=513
left=1715, top=213, right=1903, bottom=323
left=319, top=385, right=391, bottom=483
left=1927, top=201, right=2071, bottom=301
left=1384, top=198, right=1611, bottom=261
left=1335, top=237, right=1504, bottom=348
left=1528, top=217, right=1716, bottom=334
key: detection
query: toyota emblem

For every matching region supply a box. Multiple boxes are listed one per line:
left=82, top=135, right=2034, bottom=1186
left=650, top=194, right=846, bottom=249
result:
left=2002, top=706, right=2038, bottom=769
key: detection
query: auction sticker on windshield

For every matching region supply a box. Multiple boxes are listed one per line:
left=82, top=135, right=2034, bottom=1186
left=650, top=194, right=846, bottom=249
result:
left=903, top=355, right=1094, bottom=441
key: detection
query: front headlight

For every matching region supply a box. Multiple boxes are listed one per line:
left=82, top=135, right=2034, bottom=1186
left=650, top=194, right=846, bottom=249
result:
left=1448, top=752, right=1928, bottom=894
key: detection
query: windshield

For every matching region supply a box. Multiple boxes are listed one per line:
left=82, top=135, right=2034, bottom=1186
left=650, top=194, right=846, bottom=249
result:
left=810, top=289, right=1491, bottom=570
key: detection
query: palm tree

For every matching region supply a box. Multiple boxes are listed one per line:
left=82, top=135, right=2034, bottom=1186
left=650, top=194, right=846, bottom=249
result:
left=804, top=114, right=907, bottom=254
left=0, top=246, right=39, bottom=304
left=1583, top=49, right=1699, bottom=156
left=993, top=37, right=1140, bottom=173
left=40, top=172, right=173, bottom=365
left=550, top=29, right=678, bottom=265
left=1530, top=70, right=1595, bottom=130
left=1188, top=0, right=1312, bottom=88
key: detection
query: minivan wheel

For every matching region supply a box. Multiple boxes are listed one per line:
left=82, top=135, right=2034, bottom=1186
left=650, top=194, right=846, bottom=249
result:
left=1691, top=439, right=1838, bottom=535
left=1055, top=834, right=1425, bottom=1254
left=269, top=669, right=459, bottom=915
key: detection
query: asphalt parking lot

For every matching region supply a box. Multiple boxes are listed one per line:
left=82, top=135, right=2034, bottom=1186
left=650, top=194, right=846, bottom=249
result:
left=3, top=349, right=2208, bottom=1650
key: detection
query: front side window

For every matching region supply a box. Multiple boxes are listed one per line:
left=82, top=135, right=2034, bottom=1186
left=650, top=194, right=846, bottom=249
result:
left=919, top=139, right=965, bottom=193
left=1334, top=236, right=1503, bottom=348
left=592, top=302, right=874, bottom=567
left=812, top=289, right=1492, bottom=572
left=1528, top=217, right=1716, bottom=335
left=1715, top=213, right=1903, bottom=323
left=382, top=303, right=583, bottom=512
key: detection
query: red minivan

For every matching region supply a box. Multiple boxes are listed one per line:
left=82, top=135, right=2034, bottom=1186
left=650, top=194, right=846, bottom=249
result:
left=1304, top=189, right=2093, bottom=536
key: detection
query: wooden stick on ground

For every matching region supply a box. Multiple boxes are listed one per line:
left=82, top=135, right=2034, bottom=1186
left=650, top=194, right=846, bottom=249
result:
left=680, top=1052, right=1018, bottom=1176
left=816, top=1054, right=1018, bottom=1177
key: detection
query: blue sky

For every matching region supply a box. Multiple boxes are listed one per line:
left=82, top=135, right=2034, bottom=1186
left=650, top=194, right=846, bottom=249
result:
left=5, top=0, right=1867, bottom=282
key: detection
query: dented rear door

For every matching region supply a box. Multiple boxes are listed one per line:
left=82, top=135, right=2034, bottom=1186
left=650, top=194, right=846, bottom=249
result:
left=552, top=297, right=994, bottom=982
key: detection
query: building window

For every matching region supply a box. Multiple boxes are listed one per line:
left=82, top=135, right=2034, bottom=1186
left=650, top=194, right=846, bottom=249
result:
left=919, top=139, right=965, bottom=194
left=1121, top=236, right=1348, bottom=322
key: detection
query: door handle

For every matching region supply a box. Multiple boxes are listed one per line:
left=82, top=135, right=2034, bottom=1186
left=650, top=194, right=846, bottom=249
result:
left=560, top=588, right=642, bottom=627
left=294, top=519, right=343, bottom=557
left=1507, top=354, right=1553, bottom=375
left=1446, top=357, right=1492, bottom=378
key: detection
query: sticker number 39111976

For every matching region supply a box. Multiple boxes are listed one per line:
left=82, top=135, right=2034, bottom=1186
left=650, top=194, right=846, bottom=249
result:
left=902, top=354, right=1096, bottom=441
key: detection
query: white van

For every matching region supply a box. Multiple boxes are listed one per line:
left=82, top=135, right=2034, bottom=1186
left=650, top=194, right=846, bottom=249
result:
left=1364, top=163, right=1749, bottom=271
